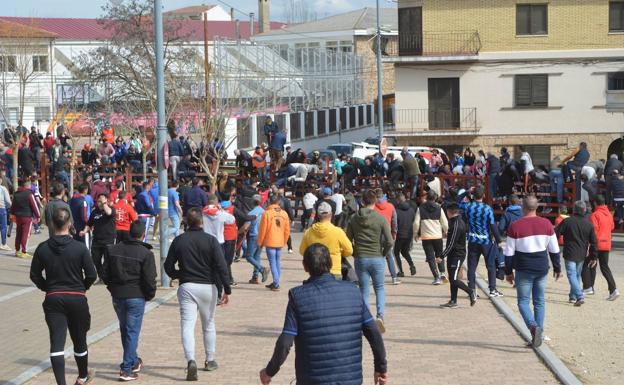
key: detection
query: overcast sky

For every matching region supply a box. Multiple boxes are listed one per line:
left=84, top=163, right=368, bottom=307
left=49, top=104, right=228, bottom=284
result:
left=4, top=0, right=395, bottom=21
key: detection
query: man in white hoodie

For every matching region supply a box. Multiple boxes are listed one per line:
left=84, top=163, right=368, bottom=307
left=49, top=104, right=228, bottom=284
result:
left=202, top=194, right=235, bottom=245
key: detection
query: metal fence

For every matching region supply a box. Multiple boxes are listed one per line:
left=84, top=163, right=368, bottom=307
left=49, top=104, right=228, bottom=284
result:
left=384, top=31, right=481, bottom=57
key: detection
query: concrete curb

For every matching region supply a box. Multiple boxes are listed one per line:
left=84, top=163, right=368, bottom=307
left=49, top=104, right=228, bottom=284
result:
left=6, top=289, right=178, bottom=385
left=475, top=276, right=583, bottom=385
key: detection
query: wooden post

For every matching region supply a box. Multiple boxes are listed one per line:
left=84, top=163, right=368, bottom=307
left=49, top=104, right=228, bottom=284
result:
left=41, top=152, right=49, bottom=199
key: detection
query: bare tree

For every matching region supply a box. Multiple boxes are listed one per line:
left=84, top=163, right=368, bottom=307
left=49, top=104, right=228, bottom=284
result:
left=285, top=0, right=318, bottom=23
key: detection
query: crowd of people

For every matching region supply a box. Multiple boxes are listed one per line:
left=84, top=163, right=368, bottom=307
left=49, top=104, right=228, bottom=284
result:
left=0, top=120, right=620, bottom=385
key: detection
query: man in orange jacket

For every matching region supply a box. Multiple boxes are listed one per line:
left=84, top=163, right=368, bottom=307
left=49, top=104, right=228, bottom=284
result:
left=373, top=189, right=401, bottom=285
left=257, top=194, right=290, bottom=291
left=583, top=194, right=619, bottom=301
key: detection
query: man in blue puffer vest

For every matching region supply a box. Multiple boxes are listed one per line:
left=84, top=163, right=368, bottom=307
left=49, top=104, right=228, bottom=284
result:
left=259, top=243, right=388, bottom=385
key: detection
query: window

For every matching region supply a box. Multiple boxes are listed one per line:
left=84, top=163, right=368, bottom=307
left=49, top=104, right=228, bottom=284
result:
left=0, top=56, right=16, bottom=72
left=514, top=74, right=548, bottom=107
left=294, top=43, right=306, bottom=68
left=8, top=108, right=19, bottom=125
left=34, top=106, right=50, bottom=122
left=279, top=44, right=289, bottom=61
left=610, top=1, right=624, bottom=32
left=32, top=56, right=48, bottom=72
left=516, top=4, right=548, bottom=35
left=520, top=145, right=551, bottom=167
left=608, top=72, right=624, bottom=90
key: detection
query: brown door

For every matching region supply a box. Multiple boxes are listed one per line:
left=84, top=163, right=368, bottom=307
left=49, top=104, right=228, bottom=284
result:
left=428, top=78, right=460, bottom=129
left=398, top=7, right=422, bottom=55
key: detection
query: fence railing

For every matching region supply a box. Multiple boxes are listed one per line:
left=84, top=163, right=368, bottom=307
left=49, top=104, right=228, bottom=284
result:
left=383, top=31, right=482, bottom=57
left=386, top=108, right=479, bottom=133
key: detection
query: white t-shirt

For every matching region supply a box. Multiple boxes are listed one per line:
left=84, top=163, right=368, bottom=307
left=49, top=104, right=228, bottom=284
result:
left=521, top=152, right=534, bottom=174
left=331, top=193, right=345, bottom=216
left=303, top=193, right=318, bottom=210
left=582, top=165, right=596, bottom=181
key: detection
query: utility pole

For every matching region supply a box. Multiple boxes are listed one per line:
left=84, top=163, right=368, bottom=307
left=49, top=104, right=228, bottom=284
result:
left=154, top=0, right=170, bottom=287
left=375, top=0, right=384, bottom=149
left=203, top=13, right=212, bottom=125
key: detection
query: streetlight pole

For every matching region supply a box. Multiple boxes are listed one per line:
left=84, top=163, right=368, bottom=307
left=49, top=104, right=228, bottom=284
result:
left=376, top=0, right=384, bottom=149
left=154, top=0, right=170, bottom=287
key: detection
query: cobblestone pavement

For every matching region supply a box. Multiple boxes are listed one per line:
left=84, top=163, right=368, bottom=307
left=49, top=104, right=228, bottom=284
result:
left=4, top=231, right=559, bottom=385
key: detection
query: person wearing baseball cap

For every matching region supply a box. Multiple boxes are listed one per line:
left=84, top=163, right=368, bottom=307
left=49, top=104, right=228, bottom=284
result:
left=300, top=202, right=352, bottom=280
left=313, top=186, right=336, bottom=223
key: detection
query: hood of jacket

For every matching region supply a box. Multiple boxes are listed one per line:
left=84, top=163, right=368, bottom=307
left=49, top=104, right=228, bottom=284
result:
left=375, top=200, right=392, bottom=212
left=220, top=201, right=232, bottom=210
left=593, top=205, right=611, bottom=220
left=203, top=204, right=221, bottom=218
left=310, top=221, right=332, bottom=237
left=353, top=207, right=375, bottom=228
left=397, top=201, right=411, bottom=211
left=266, top=203, right=283, bottom=213
left=506, top=205, right=522, bottom=214
left=420, top=201, right=439, bottom=215
left=48, top=235, right=75, bottom=254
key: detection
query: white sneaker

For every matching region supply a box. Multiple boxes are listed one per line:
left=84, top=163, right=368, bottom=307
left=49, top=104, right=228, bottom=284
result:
left=0, top=244, right=11, bottom=251
left=583, top=287, right=594, bottom=296
left=607, top=289, right=620, bottom=301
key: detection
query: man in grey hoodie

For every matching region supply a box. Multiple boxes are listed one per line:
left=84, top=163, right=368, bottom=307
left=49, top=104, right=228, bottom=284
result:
left=202, top=194, right=235, bottom=245
left=346, top=189, right=393, bottom=333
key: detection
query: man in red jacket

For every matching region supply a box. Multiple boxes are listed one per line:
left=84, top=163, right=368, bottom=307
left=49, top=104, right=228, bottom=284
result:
left=113, top=191, right=138, bottom=243
left=583, top=194, right=619, bottom=301
left=373, top=189, right=400, bottom=285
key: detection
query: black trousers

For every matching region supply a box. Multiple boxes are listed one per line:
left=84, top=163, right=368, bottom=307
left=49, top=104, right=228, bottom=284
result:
left=116, top=230, right=130, bottom=244
left=222, top=240, right=236, bottom=283
left=447, top=255, right=471, bottom=302
left=301, top=209, right=313, bottom=230
left=582, top=251, right=617, bottom=293
left=393, top=237, right=414, bottom=273
left=91, top=241, right=112, bottom=279
left=422, top=239, right=445, bottom=278
left=43, top=294, right=91, bottom=384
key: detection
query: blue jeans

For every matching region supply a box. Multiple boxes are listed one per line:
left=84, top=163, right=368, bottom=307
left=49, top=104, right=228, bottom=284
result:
left=515, top=271, right=547, bottom=330
left=354, top=257, right=386, bottom=318
left=0, top=208, right=7, bottom=245
left=138, top=216, right=153, bottom=243
left=386, top=250, right=398, bottom=278
left=266, top=248, right=282, bottom=288
left=467, top=242, right=497, bottom=291
left=565, top=260, right=584, bottom=301
left=112, top=297, right=146, bottom=373
left=245, top=235, right=263, bottom=279
left=169, top=214, right=180, bottom=238
left=489, top=173, right=498, bottom=199
left=549, top=169, right=564, bottom=203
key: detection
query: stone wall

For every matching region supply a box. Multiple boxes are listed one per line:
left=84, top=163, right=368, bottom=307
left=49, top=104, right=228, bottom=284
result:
left=394, top=132, right=621, bottom=162
left=355, top=36, right=395, bottom=103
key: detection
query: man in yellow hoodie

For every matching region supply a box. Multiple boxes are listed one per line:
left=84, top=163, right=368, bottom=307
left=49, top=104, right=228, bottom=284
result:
left=258, top=194, right=291, bottom=291
left=300, top=202, right=353, bottom=279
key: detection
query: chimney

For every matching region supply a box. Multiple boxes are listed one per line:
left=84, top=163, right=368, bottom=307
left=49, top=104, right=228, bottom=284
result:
left=230, top=7, right=235, bottom=20
left=235, top=19, right=241, bottom=42
left=258, top=0, right=271, bottom=33
left=249, top=12, right=255, bottom=36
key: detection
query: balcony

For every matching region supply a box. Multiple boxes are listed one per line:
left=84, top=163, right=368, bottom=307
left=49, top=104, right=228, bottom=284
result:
left=386, top=108, right=480, bottom=136
left=383, top=31, right=481, bottom=63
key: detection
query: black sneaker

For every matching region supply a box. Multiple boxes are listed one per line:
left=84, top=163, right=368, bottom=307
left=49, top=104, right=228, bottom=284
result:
left=496, top=267, right=506, bottom=281
left=489, top=289, right=503, bottom=298
left=119, top=370, right=138, bottom=381
left=469, top=290, right=478, bottom=307
left=409, top=265, right=416, bottom=276
left=397, top=271, right=405, bottom=278
left=440, top=300, right=458, bottom=308
left=74, top=370, right=95, bottom=385
left=186, top=360, right=198, bottom=381
left=265, top=283, right=274, bottom=290
left=574, top=298, right=585, bottom=307
left=204, top=360, right=218, bottom=371
left=132, top=357, right=143, bottom=373
left=261, top=267, right=269, bottom=283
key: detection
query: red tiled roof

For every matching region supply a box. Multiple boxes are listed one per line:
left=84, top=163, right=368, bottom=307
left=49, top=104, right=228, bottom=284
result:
left=0, top=16, right=285, bottom=41
left=0, top=18, right=57, bottom=39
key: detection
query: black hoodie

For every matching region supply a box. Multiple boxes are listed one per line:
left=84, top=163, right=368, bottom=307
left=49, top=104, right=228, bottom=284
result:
left=30, top=235, right=97, bottom=293
left=395, top=201, right=416, bottom=239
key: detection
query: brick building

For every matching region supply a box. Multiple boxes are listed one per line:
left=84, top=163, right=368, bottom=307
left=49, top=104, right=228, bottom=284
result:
left=386, top=0, right=624, bottom=165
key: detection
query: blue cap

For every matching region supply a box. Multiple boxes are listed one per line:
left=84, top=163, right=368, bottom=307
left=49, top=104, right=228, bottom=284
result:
left=322, top=187, right=332, bottom=196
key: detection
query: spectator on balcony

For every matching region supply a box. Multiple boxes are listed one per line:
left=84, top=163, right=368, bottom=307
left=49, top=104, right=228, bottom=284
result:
left=263, top=117, right=278, bottom=145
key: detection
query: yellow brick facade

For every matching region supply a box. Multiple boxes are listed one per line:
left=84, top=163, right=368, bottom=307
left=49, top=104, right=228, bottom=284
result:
left=417, top=0, right=624, bottom=51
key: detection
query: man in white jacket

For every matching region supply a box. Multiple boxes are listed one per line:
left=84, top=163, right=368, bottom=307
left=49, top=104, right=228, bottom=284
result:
left=202, top=194, right=235, bottom=245
left=414, top=190, right=449, bottom=285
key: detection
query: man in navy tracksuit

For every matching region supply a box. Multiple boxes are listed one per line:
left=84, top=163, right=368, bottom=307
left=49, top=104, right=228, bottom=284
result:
left=135, top=181, right=157, bottom=243
left=260, top=243, right=387, bottom=385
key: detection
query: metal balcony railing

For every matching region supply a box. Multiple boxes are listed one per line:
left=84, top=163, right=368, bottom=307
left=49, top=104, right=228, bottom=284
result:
left=383, top=31, right=481, bottom=57
left=387, top=108, right=479, bottom=133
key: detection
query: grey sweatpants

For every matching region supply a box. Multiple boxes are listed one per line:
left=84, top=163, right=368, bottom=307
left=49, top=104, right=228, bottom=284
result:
left=177, top=283, right=218, bottom=362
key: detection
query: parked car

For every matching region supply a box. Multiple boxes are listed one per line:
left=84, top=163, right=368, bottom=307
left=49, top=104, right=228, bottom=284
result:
left=351, top=141, right=446, bottom=164
left=327, top=143, right=354, bottom=157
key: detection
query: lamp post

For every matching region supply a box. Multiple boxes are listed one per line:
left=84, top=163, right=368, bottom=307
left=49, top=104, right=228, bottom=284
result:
left=154, top=0, right=170, bottom=287
left=376, top=0, right=384, bottom=150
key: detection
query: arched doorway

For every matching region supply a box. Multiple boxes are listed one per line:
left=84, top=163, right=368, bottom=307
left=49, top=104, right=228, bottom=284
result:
left=608, top=138, right=624, bottom=160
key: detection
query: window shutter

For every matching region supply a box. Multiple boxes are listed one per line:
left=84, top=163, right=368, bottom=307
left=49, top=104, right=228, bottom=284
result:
left=532, top=5, right=548, bottom=34
left=515, top=76, right=532, bottom=107
left=610, top=2, right=624, bottom=31
left=532, top=75, right=548, bottom=107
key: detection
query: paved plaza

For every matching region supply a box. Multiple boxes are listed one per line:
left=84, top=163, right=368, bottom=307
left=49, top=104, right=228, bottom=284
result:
left=0, top=231, right=562, bottom=385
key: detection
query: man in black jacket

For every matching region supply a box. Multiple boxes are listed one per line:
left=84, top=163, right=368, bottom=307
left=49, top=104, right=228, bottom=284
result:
left=81, top=193, right=115, bottom=280
left=556, top=201, right=598, bottom=307
left=437, top=203, right=477, bottom=308
left=44, top=182, right=73, bottom=237
left=165, top=208, right=232, bottom=380
left=102, top=220, right=157, bottom=381
left=30, top=206, right=96, bottom=385
left=394, top=193, right=417, bottom=277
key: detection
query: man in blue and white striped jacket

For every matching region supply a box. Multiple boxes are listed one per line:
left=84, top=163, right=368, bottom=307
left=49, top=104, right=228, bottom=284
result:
left=504, top=196, right=561, bottom=348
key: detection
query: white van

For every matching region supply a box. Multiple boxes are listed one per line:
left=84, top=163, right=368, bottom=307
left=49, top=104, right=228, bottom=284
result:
left=351, top=142, right=446, bottom=164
